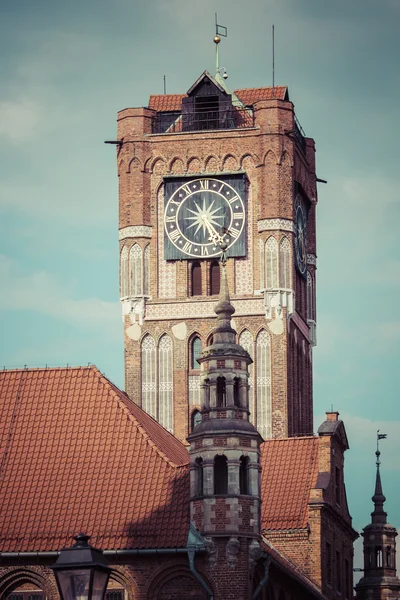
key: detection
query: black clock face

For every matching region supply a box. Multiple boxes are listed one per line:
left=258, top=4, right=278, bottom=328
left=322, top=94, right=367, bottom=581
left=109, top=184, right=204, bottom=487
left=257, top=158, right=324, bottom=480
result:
left=294, top=197, right=307, bottom=276
left=164, top=177, right=246, bottom=260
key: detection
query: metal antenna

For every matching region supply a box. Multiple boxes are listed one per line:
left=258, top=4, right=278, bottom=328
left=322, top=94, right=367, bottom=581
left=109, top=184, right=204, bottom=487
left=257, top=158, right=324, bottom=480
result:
left=163, top=75, right=166, bottom=95
left=272, top=24, right=275, bottom=95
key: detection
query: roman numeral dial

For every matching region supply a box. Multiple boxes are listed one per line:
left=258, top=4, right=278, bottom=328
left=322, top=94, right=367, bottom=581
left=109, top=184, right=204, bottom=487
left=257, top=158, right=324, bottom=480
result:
left=164, top=177, right=246, bottom=259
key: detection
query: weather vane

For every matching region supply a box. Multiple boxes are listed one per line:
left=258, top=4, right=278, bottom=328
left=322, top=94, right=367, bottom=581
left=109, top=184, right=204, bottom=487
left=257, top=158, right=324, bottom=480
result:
left=376, top=430, right=387, bottom=467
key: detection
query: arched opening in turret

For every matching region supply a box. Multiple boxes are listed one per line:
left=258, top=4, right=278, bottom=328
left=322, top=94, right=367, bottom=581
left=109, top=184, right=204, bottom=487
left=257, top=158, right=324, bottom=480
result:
left=191, top=262, right=202, bottom=296
left=233, top=377, right=240, bottom=407
left=386, top=546, right=392, bottom=567
left=195, top=457, right=203, bottom=496
left=376, top=546, right=383, bottom=568
left=216, top=376, right=226, bottom=407
left=239, top=455, right=249, bottom=495
left=210, top=261, right=220, bottom=296
left=192, top=409, right=202, bottom=429
left=214, top=455, right=228, bottom=494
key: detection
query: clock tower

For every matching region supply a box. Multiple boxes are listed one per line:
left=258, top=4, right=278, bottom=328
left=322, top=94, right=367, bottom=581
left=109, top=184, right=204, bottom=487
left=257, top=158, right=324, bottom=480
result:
left=116, top=39, right=318, bottom=442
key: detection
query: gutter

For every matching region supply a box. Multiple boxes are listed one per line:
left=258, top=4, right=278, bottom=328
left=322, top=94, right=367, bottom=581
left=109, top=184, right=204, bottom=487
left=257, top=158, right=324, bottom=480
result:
left=0, top=548, right=189, bottom=560
left=252, top=554, right=271, bottom=599
left=188, top=548, right=214, bottom=600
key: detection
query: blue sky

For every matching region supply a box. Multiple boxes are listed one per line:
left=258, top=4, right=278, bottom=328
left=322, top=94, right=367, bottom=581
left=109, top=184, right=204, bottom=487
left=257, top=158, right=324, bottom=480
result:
left=0, top=0, right=399, bottom=572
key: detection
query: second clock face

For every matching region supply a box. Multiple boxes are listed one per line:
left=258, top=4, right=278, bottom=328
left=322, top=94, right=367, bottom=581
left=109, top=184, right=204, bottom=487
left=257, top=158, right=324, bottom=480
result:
left=294, top=196, right=307, bottom=277
left=164, top=177, right=246, bottom=259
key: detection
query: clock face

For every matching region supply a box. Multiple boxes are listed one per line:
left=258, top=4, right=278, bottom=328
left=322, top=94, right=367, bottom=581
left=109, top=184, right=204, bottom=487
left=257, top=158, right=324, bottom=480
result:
left=164, top=176, right=246, bottom=260
left=294, top=196, right=307, bottom=277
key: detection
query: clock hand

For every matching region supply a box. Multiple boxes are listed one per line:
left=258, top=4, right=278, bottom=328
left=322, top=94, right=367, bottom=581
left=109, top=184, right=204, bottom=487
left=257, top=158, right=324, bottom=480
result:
left=202, top=215, right=223, bottom=245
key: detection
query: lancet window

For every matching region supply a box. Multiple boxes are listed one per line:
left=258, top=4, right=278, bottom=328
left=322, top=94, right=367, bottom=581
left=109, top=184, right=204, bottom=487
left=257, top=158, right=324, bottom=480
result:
left=261, top=235, right=292, bottom=290
left=307, top=270, right=314, bottom=321
left=279, top=237, right=291, bottom=288
left=239, top=455, right=249, bottom=495
left=120, top=246, right=129, bottom=297
left=141, top=333, right=174, bottom=432
left=256, top=329, right=272, bottom=439
left=119, top=242, right=150, bottom=299
left=210, top=261, right=220, bottom=295
left=265, top=237, right=278, bottom=288
left=239, top=330, right=254, bottom=424
left=191, top=262, right=202, bottom=296
left=214, top=455, right=228, bottom=494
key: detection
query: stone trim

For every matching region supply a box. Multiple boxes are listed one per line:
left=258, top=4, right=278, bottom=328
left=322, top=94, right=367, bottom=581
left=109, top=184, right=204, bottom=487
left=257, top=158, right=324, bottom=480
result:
left=119, top=226, right=152, bottom=240
left=307, top=253, right=317, bottom=266
left=257, top=219, right=294, bottom=233
left=146, top=298, right=265, bottom=321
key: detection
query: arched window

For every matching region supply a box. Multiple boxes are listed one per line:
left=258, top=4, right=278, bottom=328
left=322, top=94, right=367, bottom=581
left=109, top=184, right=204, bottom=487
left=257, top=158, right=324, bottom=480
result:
left=386, top=546, right=391, bottom=567
left=141, top=334, right=156, bottom=419
left=279, top=237, right=291, bottom=288
left=130, top=243, right=142, bottom=296
left=259, top=239, right=265, bottom=289
left=195, top=457, right=203, bottom=496
left=216, top=376, right=226, bottom=407
left=158, top=334, right=173, bottom=432
left=265, top=237, right=278, bottom=288
left=214, top=455, right=228, bottom=494
left=192, top=409, right=202, bottom=429
left=307, top=270, right=314, bottom=320
left=376, top=546, right=383, bottom=568
left=239, top=330, right=254, bottom=424
left=143, top=243, right=150, bottom=296
left=239, top=455, right=249, bottom=495
left=233, top=377, right=240, bottom=407
left=120, top=246, right=129, bottom=298
left=191, top=262, right=202, bottom=296
left=256, top=329, right=272, bottom=438
left=210, top=261, right=220, bottom=295
left=191, top=336, right=202, bottom=369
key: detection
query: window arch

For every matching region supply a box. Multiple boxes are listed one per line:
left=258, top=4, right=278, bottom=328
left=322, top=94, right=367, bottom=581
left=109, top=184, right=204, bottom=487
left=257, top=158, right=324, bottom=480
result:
left=195, top=457, right=204, bottom=496
left=265, top=237, right=278, bottom=288
left=214, top=455, right=228, bottom=494
left=191, top=262, right=202, bottom=296
left=216, top=376, right=226, bottom=407
left=307, top=270, right=314, bottom=320
left=143, top=243, right=150, bottom=296
left=158, top=334, right=173, bottom=432
left=192, top=409, right=202, bottom=429
left=279, top=237, right=291, bottom=288
left=130, top=243, right=143, bottom=296
left=233, top=377, right=240, bottom=407
left=256, top=329, right=272, bottom=438
left=120, top=246, right=129, bottom=298
left=141, top=334, right=157, bottom=419
left=191, top=336, right=202, bottom=369
left=239, top=330, right=254, bottom=423
left=239, top=455, right=249, bottom=495
left=210, top=261, right=220, bottom=295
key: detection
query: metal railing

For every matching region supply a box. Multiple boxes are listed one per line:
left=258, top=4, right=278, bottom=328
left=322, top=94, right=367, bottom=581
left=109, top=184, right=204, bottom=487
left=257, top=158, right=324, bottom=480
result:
left=294, top=115, right=307, bottom=153
left=152, top=107, right=255, bottom=134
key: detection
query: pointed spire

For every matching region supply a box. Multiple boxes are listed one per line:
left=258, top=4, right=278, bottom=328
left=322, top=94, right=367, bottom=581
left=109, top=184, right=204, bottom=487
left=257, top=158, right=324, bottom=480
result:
left=213, top=241, right=236, bottom=345
left=371, top=433, right=387, bottom=524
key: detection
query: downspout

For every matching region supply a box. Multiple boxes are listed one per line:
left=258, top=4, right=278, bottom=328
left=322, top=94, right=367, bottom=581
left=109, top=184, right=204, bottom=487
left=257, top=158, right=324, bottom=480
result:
left=251, top=555, right=271, bottom=600
left=188, top=548, right=214, bottom=600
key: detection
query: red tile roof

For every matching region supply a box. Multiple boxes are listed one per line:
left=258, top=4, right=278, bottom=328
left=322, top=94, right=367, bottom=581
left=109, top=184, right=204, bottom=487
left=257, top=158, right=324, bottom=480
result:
left=148, top=86, right=287, bottom=112
left=234, top=86, right=288, bottom=104
left=260, top=437, right=319, bottom=530
left=0, top=367, right=190, bottom=552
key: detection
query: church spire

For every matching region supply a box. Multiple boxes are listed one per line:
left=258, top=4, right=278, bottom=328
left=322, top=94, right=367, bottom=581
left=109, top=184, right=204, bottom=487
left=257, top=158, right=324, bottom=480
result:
left=371, top=432, right=387, bottom=524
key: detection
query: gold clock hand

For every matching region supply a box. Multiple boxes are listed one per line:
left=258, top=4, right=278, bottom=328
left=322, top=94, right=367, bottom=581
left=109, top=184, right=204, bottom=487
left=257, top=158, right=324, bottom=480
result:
left=202, top=215, right=222, bottom=244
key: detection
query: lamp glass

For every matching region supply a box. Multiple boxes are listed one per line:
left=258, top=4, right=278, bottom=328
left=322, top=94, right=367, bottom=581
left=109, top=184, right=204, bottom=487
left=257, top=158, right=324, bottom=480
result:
left=91, top=570, right=110, bottom=600
left=56, top=570, right=91, bottom=600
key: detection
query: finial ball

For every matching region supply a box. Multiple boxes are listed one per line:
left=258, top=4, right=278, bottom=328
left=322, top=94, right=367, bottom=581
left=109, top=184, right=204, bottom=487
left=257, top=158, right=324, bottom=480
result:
left=214, top=35, right=221, bottom=44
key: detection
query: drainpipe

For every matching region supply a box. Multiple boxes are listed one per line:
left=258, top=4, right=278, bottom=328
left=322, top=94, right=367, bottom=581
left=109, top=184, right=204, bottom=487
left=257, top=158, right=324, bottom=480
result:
left=188, top=548, right=214, bottom=600
left=251, top=555, right=271, bottom=599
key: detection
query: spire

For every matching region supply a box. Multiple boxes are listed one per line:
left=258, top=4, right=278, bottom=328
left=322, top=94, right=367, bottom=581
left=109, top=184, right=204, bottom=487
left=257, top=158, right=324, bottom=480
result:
left=371, top=432, right=387, bottom=524
left=213, top=241, right=236, bottom=346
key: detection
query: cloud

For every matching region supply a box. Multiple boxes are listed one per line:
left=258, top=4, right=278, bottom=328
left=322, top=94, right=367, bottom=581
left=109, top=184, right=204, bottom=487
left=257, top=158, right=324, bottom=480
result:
left=0, top=254, right=120, bottom=335
left=0, top=99, right=42, bottom=143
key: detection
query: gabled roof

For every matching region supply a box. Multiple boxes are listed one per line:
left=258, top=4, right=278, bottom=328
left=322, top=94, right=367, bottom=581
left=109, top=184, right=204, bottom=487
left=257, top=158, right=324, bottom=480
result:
left=186, top=70, right=228, bottom=96
left=0, top=367, right=189, bottom=552
left=148, top=86, right=288, bottom=112
left=260, top=437, right=319, bottom=530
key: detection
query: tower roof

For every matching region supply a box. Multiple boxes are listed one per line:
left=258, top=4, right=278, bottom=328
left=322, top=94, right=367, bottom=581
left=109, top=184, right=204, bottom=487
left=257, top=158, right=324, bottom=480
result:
left=371, top=441, right=387, bottom=524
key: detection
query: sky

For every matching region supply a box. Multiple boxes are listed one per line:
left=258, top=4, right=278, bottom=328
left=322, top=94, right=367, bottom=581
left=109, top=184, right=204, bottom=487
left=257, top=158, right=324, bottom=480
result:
left=0, top=0, right=399, bottom=577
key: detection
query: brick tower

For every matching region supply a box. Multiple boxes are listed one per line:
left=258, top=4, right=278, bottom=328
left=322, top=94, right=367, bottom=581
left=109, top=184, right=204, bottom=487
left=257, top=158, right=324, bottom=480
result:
left=355, top=439, right=400, bottom=600
left=187, top=249, right=263, bottom=599
left=116, top=36, right=318, bottom=442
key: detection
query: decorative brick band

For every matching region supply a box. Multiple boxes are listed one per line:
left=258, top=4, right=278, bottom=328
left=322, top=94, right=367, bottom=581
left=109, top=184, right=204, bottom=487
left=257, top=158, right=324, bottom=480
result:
left=307, top=253, right=317, bottom=266
left=119, top=226, right=152, bottom=240
left=146, top=298, right=265, bottom=321
left=257, top=219, right=294, bottom=233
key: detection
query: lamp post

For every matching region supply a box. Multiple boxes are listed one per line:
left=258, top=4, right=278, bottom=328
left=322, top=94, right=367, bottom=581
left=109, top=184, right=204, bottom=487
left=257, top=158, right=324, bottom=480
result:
left=50, top=533, right=112, bottom=600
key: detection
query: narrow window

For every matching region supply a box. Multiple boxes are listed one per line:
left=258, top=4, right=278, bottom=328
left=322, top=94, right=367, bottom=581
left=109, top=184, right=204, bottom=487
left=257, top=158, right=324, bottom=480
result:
left=336, top=550, right=342, bottom=592
left=120, top=246, right=129, bottom=298
left=265, top=237, right=278, bottom=288
left=233, top=377, right=240, bottom=407
left=376, top=546, right=383, bottom=568
left=130, top=243, right=143, bottom=296
left=191, top=336, right=202, bottom=369
left=259, top=239, right=265, bottom=289
left=239, top=456, right=249, bottom=495
left=256, top=330, right=272, bottom=438
left=210, top=261, right=220, bottom=295
left=191, top=262, right=202, bottom=296
left=195, top=457, right=204, bottom=496
left=158, top=334, right=173, bottom=433
left=214, top=455, right=228, bottom=494
left=143, top=244, right=150, bottom=296
left=239, top=330, right=254, bottom=424
left=192, top=409, right=202, bottom=429
left=216, top=376, right=226, bottom=407
left=141, top=334, right=157, bottom=419
left=386, top=546, right=391, bottom=567
left=307, top=270, right=314, bottom=320
left=279, top=236, right=291, bottom=288
left=326, top=542, right=332, bottom=586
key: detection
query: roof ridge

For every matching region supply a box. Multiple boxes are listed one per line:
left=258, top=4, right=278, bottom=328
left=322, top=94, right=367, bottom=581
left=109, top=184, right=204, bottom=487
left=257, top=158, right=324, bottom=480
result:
left=0, top=365, right=94, bottom=374
left=92, top=369, right=189, bottom=469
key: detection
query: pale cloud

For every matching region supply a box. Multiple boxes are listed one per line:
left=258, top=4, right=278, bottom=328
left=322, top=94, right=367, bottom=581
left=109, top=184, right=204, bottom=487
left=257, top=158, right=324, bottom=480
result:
left=0, top=99, right=42, bottom=143
left=0, top=255, right=120, bottom=335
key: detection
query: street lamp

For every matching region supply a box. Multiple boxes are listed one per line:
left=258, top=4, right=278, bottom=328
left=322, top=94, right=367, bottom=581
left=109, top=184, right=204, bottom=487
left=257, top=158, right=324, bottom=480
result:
left=50, top=533, right=112, bottom=600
